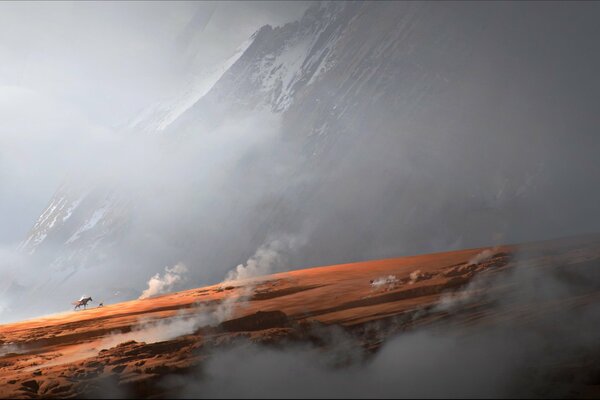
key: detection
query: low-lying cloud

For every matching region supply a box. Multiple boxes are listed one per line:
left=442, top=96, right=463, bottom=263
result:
left=153, top=246, right=600, bottom=398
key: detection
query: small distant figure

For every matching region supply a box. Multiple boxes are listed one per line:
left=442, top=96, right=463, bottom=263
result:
left=72, top=296, right=93, bottom=311
left=98, top=302, right=104, bottom=308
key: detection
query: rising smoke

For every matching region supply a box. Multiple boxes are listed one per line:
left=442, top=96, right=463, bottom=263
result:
left=467, top=247, right=497, bottom=266
left=0, top=2, right=598, bottom=397
left=224, top=234, right=306, bottom=283
left=0, top=2, right=599, bottom=370
left=139, top=263, right=188, bottom=299
left=0, top=2, right=311, bottom=322
left=154, top=244, right=600, bottom=398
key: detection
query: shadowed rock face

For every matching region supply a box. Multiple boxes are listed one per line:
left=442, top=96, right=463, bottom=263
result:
left=12, top=1, right=600, bottom=321
left=219, top=311, right=291, bottom=332
left=2, top=235, right=600, bottom=398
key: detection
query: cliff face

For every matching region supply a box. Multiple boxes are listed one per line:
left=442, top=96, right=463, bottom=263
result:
left=15, top=2, right=600, bottom=315
left=182, top=1, right=600, bottom=265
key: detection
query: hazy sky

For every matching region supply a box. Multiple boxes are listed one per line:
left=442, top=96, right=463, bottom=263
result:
left=0, top=1, right=311, bottom=245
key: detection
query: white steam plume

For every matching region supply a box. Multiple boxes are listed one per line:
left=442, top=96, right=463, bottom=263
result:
left=370, top=275, right=399, bottom=291
left=224, top=234, right=305, bottom=283
left=139, top=263, right=188, bottom=299
left=467, top=247, right=498, bottom=266
left=213, top=233, right=308, bottom=322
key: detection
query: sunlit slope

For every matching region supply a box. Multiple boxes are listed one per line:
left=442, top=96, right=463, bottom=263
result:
left=1, top=234, right=600, bottom=398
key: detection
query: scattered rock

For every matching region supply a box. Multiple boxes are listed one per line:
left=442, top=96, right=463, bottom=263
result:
left=112, top=365, right=127, bottom=374
left=40, top=380, right=60, bottom=394
left=117, top=341, right=138, bottom=348
left=20, top=379, right=39, bottom=393
left=49, top=384, right=72, bottom=395
left=85, top=360, right=103, bottom=369
left=144, top=365, right=172, bottom=375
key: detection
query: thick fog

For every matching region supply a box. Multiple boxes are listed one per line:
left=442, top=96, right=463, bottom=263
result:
left=0, top=0, right=310, bottom=245
left=164, top=251, right=600, bottom=398
left=79, top=244, right=600, bottom=398
left=0, top=1, right=312, bottom=319
left=1, top=2, right=600, bottom=398
left=1, top=1, right=600, bottom=326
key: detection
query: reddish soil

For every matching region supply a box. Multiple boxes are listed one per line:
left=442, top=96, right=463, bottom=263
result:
left=1, top=234, right=600, bottom=398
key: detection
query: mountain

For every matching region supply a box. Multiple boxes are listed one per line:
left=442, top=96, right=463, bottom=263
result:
left=13, top=1, right=600, bottom=316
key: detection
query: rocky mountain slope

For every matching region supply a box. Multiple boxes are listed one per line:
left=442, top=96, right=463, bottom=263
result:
left=13, top=1, right=600, bottom=316
left=2, top=234, right=600, bottom=398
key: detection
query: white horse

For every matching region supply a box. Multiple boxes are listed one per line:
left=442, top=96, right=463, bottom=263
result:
left=72, top=296, right=93, bottom=310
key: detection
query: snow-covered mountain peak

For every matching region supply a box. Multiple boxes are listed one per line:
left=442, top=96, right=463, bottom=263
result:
left=205, top=1, right=360, bottom=113
left=127, top=38, right=253, bottom=135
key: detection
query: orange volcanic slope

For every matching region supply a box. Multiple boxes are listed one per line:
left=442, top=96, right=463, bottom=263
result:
left=1, top=234, right=600, bottom=398
left=0, top=245, right=500, bottom=342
